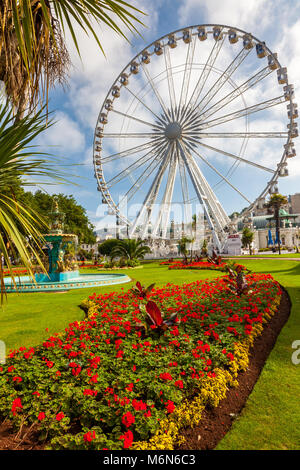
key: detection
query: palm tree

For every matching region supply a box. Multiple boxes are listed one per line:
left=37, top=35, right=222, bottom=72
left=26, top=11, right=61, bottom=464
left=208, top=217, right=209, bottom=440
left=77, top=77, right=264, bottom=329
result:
left=0, top=0, right=145, bottom=117
left=111, top=239, right=151, bottom=262
left=178, top=236, right=192, bottom=263
left=0, top=99, right=70, bottom=298
left=242, top=226, right=254, bottom=255
left=265, top=193, right=288, bottom=255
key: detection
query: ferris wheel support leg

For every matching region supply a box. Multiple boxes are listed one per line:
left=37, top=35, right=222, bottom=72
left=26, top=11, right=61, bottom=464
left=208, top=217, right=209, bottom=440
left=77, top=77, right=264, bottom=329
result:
left=152, top=147, right=177, bottom=239
left=177, top=141, right=223, bottom=250
left=129, top=144, right=171, bottom=238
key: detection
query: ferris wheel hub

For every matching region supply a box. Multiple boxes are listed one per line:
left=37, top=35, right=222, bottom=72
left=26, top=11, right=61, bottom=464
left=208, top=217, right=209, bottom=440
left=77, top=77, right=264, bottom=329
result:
left=165, top=122, right=182, bottom=140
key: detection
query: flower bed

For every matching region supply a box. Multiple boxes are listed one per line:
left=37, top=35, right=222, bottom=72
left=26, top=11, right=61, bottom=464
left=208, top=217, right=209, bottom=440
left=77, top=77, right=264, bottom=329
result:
left=168, top=260, right=226, bottom=270
left=79, top=264, right=104, bottom=269
left=0, top=274, right=281, bottom=450
left=3, top=268, right=28, bottom=277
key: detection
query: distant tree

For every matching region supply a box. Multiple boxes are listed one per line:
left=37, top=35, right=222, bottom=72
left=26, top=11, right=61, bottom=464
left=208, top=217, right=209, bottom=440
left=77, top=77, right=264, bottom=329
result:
left=201, top=239, right=208, bottom=257
left=229, top=211, right=240, bottom=220
left=98, top=239, right=119, bottom=260
left=242, top=226, right=254, bottom=255
left=265, top=194, right=288, bottom=255
left=6, top=189, right=96, bottom=244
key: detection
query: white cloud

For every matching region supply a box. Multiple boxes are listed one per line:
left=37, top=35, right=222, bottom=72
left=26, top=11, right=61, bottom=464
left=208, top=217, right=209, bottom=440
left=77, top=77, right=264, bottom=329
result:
left=36, top=111, right=85, bottom=154
left=178, top=0, right=273, bottom=32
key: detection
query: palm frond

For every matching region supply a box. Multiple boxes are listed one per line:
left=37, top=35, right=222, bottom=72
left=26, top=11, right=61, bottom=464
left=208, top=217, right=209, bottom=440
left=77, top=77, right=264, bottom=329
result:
left=0, top=0, right=146, bottom=115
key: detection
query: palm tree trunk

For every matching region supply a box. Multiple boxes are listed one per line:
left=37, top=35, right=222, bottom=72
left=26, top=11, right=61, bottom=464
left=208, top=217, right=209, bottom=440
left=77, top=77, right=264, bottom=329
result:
left=275, top=206, right=281, bottom=255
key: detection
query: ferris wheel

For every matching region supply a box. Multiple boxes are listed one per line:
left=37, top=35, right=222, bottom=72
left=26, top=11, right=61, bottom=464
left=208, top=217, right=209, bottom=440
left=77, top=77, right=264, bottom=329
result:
left=93, top=24, right=298, bottom=251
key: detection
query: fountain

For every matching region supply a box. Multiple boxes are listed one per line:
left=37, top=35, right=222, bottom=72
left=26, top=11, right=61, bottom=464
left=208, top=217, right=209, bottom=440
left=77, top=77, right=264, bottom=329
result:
left=4, top=197, right=131, bottom=292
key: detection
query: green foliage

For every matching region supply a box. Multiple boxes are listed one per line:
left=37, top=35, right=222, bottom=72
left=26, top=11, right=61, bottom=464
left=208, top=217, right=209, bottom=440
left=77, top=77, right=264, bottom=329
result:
left=242, top=226, right=254, bottom=250
left=178, top=237, right=192, bottom=260
left=2, top=0, right=145, bottom=114
left=98, top=239, right=119, bottom=258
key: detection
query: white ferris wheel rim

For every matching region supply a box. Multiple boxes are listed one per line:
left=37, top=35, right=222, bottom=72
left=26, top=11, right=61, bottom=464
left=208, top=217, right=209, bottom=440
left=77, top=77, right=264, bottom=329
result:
left=93, top=24, right=297, bottom=247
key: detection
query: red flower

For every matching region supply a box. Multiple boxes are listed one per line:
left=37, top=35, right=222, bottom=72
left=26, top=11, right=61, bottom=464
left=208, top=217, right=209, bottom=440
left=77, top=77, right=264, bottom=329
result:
left=122, top=411, right=135, bottom=428
left=11, top=397, right=22, bottom=416
left=165, top=400, right=175, bottom=414
left=174, top=380, right=184, bottom=389
left=83, top=430, right=96, bottom=442
left=12, top=376, right=22, bottom=383
left=159, top=372, right=173, bottom=381
left=38, top=412, right=46, bottom=421
left=126, top=383, right=134, bottom=392
left=119, top=430, right=134, bottom=449
left=56, top=412, right=65, bottom=421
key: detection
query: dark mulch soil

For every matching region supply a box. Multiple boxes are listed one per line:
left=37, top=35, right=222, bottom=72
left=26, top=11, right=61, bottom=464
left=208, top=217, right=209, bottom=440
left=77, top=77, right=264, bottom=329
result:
left=0, top=287, right=291, bottom=451
left=177, top=286, right=291, bottom=450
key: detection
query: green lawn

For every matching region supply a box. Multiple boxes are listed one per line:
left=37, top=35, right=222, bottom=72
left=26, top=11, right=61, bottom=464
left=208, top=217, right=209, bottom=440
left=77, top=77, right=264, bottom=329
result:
left=0, top=260, right=299, bottom=450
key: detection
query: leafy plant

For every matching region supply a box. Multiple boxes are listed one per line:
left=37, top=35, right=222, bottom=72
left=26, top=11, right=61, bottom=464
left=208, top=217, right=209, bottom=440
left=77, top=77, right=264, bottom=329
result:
left=111, top=239, right=151, bottom=261
left=207, top=250, right=223, bottom=266
left=132, top=282, right=178, bottom=335
left=224, top=264, right=252, bottom=296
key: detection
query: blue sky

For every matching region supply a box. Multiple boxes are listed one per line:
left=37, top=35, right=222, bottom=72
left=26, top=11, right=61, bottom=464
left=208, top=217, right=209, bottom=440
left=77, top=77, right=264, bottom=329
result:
left=34, top=0, right=300, bottom=233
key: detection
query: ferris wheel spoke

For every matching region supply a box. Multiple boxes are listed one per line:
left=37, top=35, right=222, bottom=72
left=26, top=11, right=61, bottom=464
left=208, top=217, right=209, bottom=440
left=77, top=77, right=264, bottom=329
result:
left=177, top=146, right=192, bottom=224
left=194, top=95, right=286, bottom=130
left=141, top=62, right=171, bottom=119
left=183, top=33, right=226, bottom=118
left=130, top=143, right=172, bottom=238
left=110, top=108, right=162, bottom=129
left=185, top=137, right=274, bottom=173
left=195, top=47, right=252, bottom=115
left=164, top=46, right=177, bottom=119
left=199, top=65, right=274, bottom=122
left=117, top=145, right=168, bottom=208
left=124, top=85, right=167, bottom=125
left=100, top=140, right=162, bottom=164
left=101, top=132, right=162, bottom=138
left=184, top=139, right=252, bottom=204
left=189, top=131, right=288, bottom=138
left=178, top=33, right=197, bottom=119
left=106, top=141, right=166, bottom=188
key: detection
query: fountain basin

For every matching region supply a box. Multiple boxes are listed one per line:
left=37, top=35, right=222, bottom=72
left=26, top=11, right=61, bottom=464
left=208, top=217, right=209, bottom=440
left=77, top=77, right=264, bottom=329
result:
left=4, top=273, right=131, bottom=292
left=35, top=270, right=80, bottom=283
